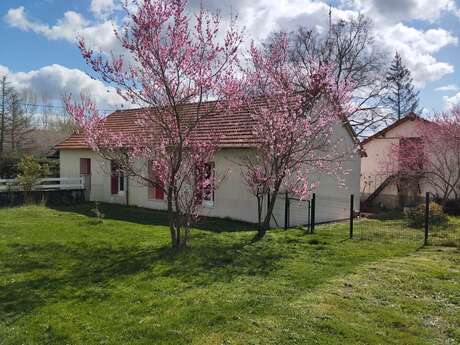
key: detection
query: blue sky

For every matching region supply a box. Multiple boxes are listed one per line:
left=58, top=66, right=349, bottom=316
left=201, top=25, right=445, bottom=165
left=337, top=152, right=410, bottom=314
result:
left=0, top=0, right=460, bottom=113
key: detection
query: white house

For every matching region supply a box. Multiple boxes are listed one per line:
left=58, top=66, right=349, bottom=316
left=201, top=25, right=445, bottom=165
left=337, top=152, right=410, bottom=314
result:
left=360, top=114, right=433, bottom=208
left=56, top=105, right=362, bottom=226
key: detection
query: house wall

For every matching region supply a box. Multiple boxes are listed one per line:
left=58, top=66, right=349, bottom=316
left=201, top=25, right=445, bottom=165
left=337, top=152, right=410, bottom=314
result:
left=60, top=148, right=261, bottom=222
left=59, top=123, right=360, bottom=226
left=314, top=122, right=361, bottom=223
left=360, top=118, right=435, bottom=208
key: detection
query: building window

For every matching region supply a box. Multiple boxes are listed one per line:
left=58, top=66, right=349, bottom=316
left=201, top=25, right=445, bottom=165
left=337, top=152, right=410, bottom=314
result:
left=148, top=161, right=164, bottom=200
left=202, top=162, right=215, bottom=207
left=399, top=137, right=424, bottom=173
left=111, top=161, right=125, bottom=195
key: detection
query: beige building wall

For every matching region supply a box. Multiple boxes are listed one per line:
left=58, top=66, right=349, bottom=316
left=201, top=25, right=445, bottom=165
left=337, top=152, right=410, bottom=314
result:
left=60, top=123, right=360, bottom=226
left=360, top=117, right=434, bottom=208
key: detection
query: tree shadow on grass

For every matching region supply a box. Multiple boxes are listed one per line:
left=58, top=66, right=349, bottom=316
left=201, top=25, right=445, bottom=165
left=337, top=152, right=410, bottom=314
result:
left=50, top=202, right=257, bottom=233
left=0, top=234, right=283, bottom=322
left=366, top=209, right=406, bottom=221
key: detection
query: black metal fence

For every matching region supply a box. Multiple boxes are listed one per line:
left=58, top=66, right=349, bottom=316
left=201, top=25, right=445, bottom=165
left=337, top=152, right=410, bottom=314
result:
left=354, top=193, right=460, bottom=246
left=280, top=193, right=352, bottom=232
left=282, top=192, right=460, bottom=247
left=0, top=189, right=85, bottom=207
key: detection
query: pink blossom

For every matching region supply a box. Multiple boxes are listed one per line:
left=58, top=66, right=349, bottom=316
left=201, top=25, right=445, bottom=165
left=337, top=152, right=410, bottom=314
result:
left=66, top=0, right=243, bottom=249
left=239, top=33, right=355, bottom=237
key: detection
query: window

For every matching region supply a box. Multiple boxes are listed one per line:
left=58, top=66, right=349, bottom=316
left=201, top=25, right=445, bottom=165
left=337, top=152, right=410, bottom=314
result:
left=399, top=137, right=424, bottom=173
left=111, top=161, right=125, bottom=195
left=147, top=161, right=164, bottom=200
left=202, top=162, right=215, bottom=207
left=80, top=158, right=91, bottom=175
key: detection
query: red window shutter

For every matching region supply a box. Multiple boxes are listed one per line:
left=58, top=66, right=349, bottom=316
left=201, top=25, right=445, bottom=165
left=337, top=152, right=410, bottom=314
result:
left=110, top=160, right=118, bottom=194
left=154, top=184, right=164, bottom=200
left=148, top=182, right=155, bottom=199
left=148, top=160, right=164, bottom=200
left=111, top=175, right=118, bottom=194
left=80, top=158, right=91, bottom=175
left=148, top=161, right=154, bottom=199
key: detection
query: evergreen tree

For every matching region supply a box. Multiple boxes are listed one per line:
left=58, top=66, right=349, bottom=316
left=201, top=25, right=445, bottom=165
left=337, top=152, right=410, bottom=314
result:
left=385, top=52, right=419, bottom=120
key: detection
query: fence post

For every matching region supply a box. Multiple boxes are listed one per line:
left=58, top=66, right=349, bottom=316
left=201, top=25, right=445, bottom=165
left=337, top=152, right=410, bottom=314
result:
left=349, top=194, right=354, bottom=239
left=284, top=192, right=289, bottom=230
left=424, top=192, right=430, bottom=245
left=311, top=193, right=316, bottom=234
left=307, top=200, right=311, bottom=233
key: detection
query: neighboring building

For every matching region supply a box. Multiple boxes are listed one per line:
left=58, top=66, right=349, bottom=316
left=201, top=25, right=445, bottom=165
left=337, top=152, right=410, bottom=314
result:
left=360, top=113, right=432, bottom=209
left=56, top=104, right=361, bottom=226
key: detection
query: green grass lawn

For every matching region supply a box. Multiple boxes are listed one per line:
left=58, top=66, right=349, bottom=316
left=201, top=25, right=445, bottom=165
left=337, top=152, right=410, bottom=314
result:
left=0, top=204, right=459, bottom=345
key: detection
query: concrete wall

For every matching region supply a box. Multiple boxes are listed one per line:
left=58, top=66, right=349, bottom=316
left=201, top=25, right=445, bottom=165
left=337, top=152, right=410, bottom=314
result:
left=60, top=123, right=360, bottom=226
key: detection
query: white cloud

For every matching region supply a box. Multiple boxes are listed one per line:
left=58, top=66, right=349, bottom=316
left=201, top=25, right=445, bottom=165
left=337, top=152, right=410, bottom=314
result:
left=347, top=0, right=458, bottom=23
left=0, top=65, right=10, bottom=77
left=0, top=64, right=125, bottom=110
left=375, top=23, right=457, bottom=86
left=4, top=6, right=120, bottom=53
left=3, top=0, right=459, bottom=97
left=443, top=93, right=460, bottom=109
left=5, top=7, right=87, bottom=42
left=435, top=84, right=458, bottom=92
left=90, top=0, right=118, bottom=19
left=220, top=1, right=458, bottom=86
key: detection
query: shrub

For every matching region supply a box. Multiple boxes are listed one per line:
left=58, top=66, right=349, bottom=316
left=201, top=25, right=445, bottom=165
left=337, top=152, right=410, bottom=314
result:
left=405, top=202, right=448, bottom=228
left=0, top=154, right=21, bottom=178
left=0, top=154, right=57, bottom=179
left=443, top=199, right=460, bottom=216
left=17, top=156, right=49, bottom=193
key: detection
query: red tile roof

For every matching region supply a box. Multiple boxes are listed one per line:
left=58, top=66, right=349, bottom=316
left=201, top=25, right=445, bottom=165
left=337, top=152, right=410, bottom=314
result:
left=56, top=100, right=358, bottom=150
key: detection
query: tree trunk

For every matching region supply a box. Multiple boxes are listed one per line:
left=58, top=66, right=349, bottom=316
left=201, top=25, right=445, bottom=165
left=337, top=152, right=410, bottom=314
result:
left=255, top=183, right=281, bottom=240
left=167, top=187, right=179, bottom=249
left=256, top=194, right=262, bottom=231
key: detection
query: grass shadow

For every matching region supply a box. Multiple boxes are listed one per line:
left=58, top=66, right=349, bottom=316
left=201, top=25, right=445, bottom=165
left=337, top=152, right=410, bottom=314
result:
left=0, top=233, right=284, bottom=321
left=366, top=209, right=406, bottom=221
left=50, top=202, right=257, bottom=233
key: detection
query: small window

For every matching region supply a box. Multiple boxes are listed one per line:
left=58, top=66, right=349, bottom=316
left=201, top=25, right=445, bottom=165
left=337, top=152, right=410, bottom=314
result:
left=111, top=161, right=125, bottom=195
left=119, top=173, right=125, bottom=192
left=202, top=162, right=215, bottom=207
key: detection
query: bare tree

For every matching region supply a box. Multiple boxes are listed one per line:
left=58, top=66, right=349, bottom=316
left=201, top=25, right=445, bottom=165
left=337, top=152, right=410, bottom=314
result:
left=286, top=14, right=388, bottom=136
left=8, top=93, right=33, bottom=152
left=0, top=76, right=14, bottom=155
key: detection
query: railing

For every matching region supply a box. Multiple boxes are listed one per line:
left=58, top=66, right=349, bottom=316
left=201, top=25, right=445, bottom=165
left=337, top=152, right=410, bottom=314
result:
left=0, top=177, right=85, bottom=192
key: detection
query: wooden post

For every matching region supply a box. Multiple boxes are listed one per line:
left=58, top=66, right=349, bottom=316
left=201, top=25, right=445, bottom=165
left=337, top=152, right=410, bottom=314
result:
left=311, top=193, right=316, bottom=234
left=349, top=194, right=354, bottom=239
left=424, top=192, right=430, bottom=246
